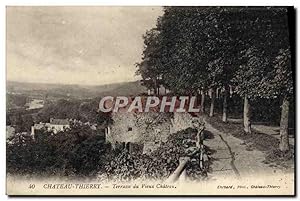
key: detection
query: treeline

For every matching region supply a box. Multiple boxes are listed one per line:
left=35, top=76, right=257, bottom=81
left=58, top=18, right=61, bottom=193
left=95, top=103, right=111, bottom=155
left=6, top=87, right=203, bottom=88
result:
left=136, top=7, right=294, bottom=152
left=36, top=98, right=112, bottom=126
left=7, top=98, right=112, bottom=133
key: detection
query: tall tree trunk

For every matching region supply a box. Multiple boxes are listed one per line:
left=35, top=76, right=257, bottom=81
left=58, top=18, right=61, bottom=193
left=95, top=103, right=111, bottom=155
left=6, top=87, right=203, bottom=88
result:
left=209, top=88, right=216, bottom=117
left=279, top=96, right=290, bottom=152
left=243, top=95, right=251, bottom=134
left=153, top=78, right=157, bottom=95
left=200, top=90, right=205, bottom=113
left=222, top=86, right=229, bottom=122
left=155, top=79, right=159, bottom=96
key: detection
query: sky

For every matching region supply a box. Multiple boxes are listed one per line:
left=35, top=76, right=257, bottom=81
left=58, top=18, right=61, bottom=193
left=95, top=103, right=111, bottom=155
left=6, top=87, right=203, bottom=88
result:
left=6, top=6, right=163, bottom=85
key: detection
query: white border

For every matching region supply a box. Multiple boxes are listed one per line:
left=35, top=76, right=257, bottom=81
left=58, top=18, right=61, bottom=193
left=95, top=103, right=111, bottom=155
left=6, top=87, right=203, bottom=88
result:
left=0, top=1, right=298, bottom=200
left=1, top=0, right=297, bottom=6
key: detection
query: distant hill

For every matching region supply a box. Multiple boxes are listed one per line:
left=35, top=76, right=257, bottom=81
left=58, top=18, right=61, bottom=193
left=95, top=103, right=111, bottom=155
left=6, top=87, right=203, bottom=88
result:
left=90, top=81, right=148, bottom=97
left=7, top=81, right=147, bottom=99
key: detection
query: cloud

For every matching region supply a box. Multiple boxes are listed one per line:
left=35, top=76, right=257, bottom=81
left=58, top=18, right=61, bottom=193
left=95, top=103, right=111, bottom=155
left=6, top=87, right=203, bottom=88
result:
left=7, top=6, right=163, bottom=85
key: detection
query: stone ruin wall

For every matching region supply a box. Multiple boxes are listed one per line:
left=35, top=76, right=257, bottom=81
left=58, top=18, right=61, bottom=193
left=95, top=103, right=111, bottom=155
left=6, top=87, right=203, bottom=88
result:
left=107, top=112, right=171, bottom=152
left=106, top=112, right=200, bottom=154
left=170, top=112, right=196, bottom=133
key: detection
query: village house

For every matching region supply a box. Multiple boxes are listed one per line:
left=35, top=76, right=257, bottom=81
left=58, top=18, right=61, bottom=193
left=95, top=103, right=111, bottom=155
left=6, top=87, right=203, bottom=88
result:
left=6, top=125, right=15, bottom=139
left=31, top=118, right=70, bottom=137
left=48, top=118, right=70, bottom=132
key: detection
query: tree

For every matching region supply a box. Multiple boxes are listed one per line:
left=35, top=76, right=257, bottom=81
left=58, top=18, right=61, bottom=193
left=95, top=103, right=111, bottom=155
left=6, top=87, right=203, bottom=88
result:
left=222, top=85, right=230, bottom=122
left=156, top=7, right=242, bottom=117
left=232, top=7, right=292, bottom=136
left=261, top=48, right=293, bottom=152
left=136, top=7, right=211, bottom=97
left=136, top=7, right=293, bottom=144
left=7, top=123, right=110, bottom=177
left=137, top=7, right=237, bottom=102
left=233, top=47, right=270, bottom=133
left=136, top=28, right=164, bottom=95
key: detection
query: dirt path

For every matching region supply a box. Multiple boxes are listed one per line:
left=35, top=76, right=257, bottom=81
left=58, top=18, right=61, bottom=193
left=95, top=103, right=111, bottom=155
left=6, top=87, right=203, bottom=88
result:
left=203, top=118, right=285, bottom=181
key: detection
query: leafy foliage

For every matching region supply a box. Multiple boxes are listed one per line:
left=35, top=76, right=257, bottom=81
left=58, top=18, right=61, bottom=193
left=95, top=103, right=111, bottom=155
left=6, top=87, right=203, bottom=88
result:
left=232, top=8, right=292, bottom=100
left=6, top=94, right=28, bottom=109
left=102, top=128, right=208, bottom=182
left=137, top=7, right=292, bottom=101
left=7, top=124, right=110, bottom=178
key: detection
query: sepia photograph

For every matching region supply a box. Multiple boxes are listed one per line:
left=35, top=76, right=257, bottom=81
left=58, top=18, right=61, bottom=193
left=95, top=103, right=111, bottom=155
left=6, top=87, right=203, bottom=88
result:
left=5, top=6, right=295, bottom=196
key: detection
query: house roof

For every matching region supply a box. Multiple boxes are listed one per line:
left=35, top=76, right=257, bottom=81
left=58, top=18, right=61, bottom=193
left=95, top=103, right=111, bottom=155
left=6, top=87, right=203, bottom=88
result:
left=50, top=118, right=69, bottom=125
left=33, top=123, right=45, bottom=129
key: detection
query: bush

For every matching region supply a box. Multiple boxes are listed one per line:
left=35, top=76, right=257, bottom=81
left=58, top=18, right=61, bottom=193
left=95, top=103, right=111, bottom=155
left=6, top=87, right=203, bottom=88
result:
left=101, top=128, right=209, bottom=182
left=7, top=125, right=110, bottom=178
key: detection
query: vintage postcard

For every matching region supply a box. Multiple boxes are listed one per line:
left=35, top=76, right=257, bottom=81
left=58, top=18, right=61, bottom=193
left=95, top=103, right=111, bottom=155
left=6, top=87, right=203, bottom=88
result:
left=6, top=6, right=295, bottom=196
